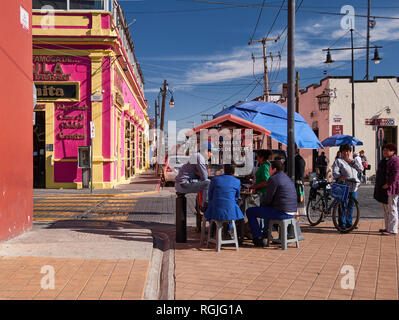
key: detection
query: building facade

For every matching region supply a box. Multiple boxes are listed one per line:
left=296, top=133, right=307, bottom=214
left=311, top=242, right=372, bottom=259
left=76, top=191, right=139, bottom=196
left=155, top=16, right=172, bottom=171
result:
left=295, top=76, right=399, bottom=178
left=32, top=0, right=150, bottom=189
left=0, top=0, right=33, bottom=241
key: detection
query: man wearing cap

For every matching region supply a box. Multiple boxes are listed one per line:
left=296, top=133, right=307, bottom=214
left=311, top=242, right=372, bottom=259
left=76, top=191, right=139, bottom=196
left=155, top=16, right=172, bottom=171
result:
left=175, top=142, right=213, bottom=211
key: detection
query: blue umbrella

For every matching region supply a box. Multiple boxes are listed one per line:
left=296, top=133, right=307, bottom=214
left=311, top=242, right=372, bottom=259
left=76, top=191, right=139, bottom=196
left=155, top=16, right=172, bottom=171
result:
left=214, top=101, right=323, bottom=149
left=321, top=135, right=363, bottom=147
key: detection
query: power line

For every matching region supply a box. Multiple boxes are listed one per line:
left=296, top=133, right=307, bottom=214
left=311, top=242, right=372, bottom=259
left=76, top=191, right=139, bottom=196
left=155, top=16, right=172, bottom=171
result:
left=175, top=79, right=258, bottom=121
left=265, top=0, right=285, bottom=40
left=249, top=0, right=266, bottom=44
left=180, top=0, right=399, bottom=20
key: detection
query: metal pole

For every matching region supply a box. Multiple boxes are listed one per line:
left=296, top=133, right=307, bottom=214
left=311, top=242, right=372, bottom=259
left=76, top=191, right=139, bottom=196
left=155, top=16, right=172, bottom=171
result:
left=366, top=0, right=371, bottom=80
left=287, top=0, right=295, bottom=180
left=90, top=139, right=93, bottom=193
left=295, top=71, right=299, bottom=113
left=160, top=80, right=167, bottom=132
left=351, top=28, right=356, bottom=151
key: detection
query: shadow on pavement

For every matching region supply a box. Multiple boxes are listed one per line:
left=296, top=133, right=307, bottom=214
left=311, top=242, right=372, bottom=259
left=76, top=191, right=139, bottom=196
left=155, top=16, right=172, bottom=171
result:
left=45, top=220, right=154, bottom=244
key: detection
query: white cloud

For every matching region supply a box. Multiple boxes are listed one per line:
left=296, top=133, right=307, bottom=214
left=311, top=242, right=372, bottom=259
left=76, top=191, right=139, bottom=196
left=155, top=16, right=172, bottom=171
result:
left=145, top=13, right=399, bottom=90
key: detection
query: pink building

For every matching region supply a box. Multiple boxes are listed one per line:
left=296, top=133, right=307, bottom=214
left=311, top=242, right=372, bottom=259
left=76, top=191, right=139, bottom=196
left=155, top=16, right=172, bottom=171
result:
left=32, top=1, right=150, bottom=189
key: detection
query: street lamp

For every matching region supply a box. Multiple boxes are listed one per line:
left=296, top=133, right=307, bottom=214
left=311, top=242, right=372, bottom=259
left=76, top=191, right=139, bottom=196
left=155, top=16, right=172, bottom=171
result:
left=372, top=47, right=382, bottom=64
left=322, top=31, right=382, bottom=150
left=155, top=80, right=174, bottom=176
left=324, top=49, right=334, bottom=65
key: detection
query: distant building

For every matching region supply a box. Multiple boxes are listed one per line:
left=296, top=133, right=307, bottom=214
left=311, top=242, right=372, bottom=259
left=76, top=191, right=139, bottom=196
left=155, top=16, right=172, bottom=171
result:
left=32, top=0, right=150, bottom=189
left=282, top=76, right=399, bottom=177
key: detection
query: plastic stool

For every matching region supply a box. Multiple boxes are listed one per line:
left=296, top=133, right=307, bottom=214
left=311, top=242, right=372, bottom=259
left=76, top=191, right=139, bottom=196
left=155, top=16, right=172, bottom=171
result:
left=207, top=220, right=239, bottom=252
left=267, top=218, right=299, bottom=250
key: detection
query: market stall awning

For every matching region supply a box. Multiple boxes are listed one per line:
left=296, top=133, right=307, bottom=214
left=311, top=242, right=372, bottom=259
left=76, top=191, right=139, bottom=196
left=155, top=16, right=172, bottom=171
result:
left=214, top=101, right=323, bottom=149
left=186, top=113, right=271, bottom=136
left=321, top=135, right=363, bottom=147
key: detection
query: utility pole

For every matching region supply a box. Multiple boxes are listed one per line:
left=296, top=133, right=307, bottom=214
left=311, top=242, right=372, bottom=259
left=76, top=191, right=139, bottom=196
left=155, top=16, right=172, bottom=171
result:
left=160, top=79, right=167, bottom=132
left=366, top=0, right=371, bottom=80
left=295, top=71, right=299, bottom=113
left=154, top=99, right=158, bottom=131
left=287, top=0, right=295, bottom=181
left=249, top=36, right=280, bottom=102
left=351, top=28, right=355, bottom=151
left=201, top=114, right=213, bottom=124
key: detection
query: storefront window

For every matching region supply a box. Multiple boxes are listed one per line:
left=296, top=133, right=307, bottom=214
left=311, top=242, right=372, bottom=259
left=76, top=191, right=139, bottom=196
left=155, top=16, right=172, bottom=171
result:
left=33, top=0, right=107, bottom=10
left=70, top=0, right=105, bottom=10
left=33, top=0, right=67, bottom=10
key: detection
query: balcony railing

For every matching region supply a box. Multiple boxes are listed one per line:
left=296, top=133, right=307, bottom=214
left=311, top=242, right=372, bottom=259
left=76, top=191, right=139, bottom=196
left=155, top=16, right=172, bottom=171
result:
left=33, top=0, right=111, bottom=11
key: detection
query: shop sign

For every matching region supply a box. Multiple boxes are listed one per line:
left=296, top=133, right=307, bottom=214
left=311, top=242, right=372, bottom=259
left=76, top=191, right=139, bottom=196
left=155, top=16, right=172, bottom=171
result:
left=20, top=6, right=29, bottom=31
left=115, top=91, right=124, bottom=106
left=332, top=125, right=343, bottom=136
left=365, top=118, right=395, bottom=126
left=33, top=56, right=78, bottom=81
left=91, top=94, right=103, bottom=102
left=333, top=114, right=342, bottom=123
left=56, top=103, right=87, bottom=141
left=35, top=82, right=79, bottom=101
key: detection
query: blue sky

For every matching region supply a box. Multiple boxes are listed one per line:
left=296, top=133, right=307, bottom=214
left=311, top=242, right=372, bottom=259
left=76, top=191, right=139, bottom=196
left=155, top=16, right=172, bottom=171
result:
left=119, top=0, right=399, bottom=131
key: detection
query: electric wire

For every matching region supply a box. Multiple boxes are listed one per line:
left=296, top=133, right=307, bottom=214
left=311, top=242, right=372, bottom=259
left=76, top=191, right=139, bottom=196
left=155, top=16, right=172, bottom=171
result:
left=249, top=0, right=266, bottom=44
left=178, top=0, right=399, bottom=20
left=175, top=79, right=259, bottom=121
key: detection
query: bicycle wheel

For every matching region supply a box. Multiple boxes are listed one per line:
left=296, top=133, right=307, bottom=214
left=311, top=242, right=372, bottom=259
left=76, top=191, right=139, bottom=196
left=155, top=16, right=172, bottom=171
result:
left=332, top=197, right=360, bottom=233
left=306, top=191, right=325, bottom=226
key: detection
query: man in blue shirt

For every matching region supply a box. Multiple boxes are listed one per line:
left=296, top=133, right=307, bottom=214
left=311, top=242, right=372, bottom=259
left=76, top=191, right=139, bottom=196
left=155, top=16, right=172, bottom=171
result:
left=175, top=142, right=213, bottom=211
left=246, top=159, right=298, bottom=247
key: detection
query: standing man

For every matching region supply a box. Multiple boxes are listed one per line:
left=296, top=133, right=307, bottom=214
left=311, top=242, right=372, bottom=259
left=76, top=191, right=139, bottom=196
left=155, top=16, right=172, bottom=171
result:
left=175, top=142, right=213, bottom=212
left=316, top=152, right=329, bottom=179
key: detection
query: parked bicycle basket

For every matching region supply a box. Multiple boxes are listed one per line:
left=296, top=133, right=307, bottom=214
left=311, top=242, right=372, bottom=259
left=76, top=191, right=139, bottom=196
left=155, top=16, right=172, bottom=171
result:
left=331, top=183, right=350, bottom=202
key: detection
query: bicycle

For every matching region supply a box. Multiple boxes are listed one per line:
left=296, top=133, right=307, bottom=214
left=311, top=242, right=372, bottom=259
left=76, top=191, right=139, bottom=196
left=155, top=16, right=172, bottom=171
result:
left=306, top=177, right=360, bottom=233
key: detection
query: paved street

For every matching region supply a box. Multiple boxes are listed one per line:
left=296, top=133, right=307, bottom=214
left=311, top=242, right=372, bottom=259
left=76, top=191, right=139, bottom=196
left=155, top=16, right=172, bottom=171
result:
left=0, top=175, right=395, bottom=301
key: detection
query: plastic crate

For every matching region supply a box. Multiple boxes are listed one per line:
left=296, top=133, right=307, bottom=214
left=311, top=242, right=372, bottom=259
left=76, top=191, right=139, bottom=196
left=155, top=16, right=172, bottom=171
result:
left=331, top=183, right=350, bottom=202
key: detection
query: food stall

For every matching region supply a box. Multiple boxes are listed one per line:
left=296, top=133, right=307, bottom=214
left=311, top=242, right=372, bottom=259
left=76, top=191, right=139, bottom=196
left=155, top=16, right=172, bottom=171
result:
left=185, top=113, right=272, bottom=241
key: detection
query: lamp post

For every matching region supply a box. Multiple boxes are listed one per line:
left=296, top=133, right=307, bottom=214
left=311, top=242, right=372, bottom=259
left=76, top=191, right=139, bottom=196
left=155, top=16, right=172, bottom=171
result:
left=322, top=32, right=382, bottom=151
left=156, top=80, right=174, bottom=175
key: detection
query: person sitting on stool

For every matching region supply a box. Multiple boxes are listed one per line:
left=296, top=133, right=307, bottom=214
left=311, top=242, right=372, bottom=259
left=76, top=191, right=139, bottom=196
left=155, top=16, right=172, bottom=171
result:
left=175, top=142, right=213, bottom=212
left=205, top=164, right=244, bottom=235
left=246, top=159, right=298, bottom=247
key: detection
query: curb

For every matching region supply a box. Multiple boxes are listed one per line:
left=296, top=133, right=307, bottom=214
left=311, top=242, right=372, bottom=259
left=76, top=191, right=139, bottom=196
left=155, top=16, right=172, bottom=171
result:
left=143, top=231, right=175, bottom=300
left=33, top=189, right=161, bottom=199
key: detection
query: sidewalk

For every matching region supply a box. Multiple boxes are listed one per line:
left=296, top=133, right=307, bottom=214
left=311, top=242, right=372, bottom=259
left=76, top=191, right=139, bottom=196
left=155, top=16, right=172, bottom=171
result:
left=174, top=219, right=399, bottom=300
left=0, top=221, right=154, bottom=300
left=2, top=180, right=398, bottom=300
left=0, top=170, right=163, bottom=300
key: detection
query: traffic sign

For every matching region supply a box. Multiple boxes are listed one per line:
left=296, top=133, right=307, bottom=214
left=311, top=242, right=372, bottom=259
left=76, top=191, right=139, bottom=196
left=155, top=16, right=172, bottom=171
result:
left=90, top=121, right=95, bottom=139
